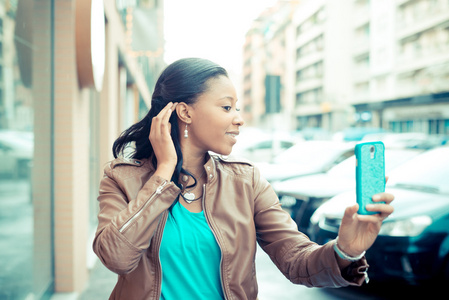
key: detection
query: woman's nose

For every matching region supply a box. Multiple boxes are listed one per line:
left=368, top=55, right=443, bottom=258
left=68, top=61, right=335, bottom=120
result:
left=233, top=112, right=244, bottom=126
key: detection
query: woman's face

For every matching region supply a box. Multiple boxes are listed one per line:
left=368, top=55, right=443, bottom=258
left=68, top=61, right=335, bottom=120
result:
left=187, top=75, right=244, bottom=156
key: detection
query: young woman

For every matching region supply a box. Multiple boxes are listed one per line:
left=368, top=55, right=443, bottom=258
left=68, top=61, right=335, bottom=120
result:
left=93, top=58, right=394, bottom=300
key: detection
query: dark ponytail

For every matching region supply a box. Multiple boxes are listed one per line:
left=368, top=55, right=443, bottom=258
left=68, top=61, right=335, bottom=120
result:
left=112, top=57, right=228, bottom=188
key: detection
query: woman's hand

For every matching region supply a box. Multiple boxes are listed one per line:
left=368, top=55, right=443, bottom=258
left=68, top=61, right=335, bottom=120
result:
left=336, top=180, right=394, bottom=260
left=149, top=102, right=178, bottom=181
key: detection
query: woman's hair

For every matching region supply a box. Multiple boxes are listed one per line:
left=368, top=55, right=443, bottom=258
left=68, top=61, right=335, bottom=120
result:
left=112, top=57, right=228, bottom=187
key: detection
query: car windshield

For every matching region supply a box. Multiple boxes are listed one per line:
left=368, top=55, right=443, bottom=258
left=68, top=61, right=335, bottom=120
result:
left=273, top=142, right=348, bottom=165
left=327, top=149, right=422, bottom=179
left=387, top=147, right=449, bottom=193
left=327, top=156, right=355, bottom=178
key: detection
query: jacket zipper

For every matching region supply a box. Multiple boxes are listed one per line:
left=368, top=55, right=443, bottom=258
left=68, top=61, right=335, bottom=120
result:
left=118, top=180, right=168, bottom=233
left=156, top=211, right=169, bottom=299
left=202, top=183, right=229, bottom=300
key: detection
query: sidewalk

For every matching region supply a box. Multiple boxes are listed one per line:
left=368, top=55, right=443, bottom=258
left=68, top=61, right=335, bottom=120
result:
left=79, top=259, right=116, bottom=300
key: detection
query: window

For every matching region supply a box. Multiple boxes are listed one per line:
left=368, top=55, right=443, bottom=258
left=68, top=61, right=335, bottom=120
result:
left=0, top=1, right=53, bottom=299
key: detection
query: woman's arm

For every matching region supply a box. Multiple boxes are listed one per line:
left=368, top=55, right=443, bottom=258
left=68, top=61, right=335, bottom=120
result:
left=94, top=102, right=181, bottom=274
left=93, top=164, right=179, bottom=275
left=335, top=188, right=394, bottom=268
left=252, top=166, right=370, bottom=287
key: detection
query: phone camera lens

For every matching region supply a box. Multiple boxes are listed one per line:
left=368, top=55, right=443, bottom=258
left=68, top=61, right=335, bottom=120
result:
left=370, top=146, right=375, bottom=153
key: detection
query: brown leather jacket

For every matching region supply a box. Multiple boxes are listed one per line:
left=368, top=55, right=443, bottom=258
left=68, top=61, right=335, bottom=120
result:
left=93, top=154, right=368, bottom=300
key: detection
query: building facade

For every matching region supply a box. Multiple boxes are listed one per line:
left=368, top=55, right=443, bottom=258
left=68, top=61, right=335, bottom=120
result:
left=0, top=0, right=164, bottom=299
left=356, top=0, right=449, bottom=135
left=292, top=0, right=354, bottom=132
left=242, top=2, right=296, bottom=131
left=242, top=0, right=449, bottom=136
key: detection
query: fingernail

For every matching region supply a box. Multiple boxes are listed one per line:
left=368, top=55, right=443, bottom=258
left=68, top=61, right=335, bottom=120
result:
left=372, top=195, right=380, bottom=201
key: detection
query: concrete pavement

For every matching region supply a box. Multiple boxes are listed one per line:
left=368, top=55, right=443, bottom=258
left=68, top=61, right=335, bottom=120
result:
left=79, top=259, right=116, bottom=300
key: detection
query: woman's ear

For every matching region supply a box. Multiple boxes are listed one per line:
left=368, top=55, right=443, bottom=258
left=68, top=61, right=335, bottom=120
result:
left=176, top=102, right=192, bottom=124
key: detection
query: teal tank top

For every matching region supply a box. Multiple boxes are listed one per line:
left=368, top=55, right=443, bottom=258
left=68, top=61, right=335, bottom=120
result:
left=159, top=201, right=224, bottom=299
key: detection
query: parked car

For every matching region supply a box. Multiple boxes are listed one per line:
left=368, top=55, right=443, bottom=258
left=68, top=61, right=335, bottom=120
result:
left=231, top=127, right=300, bottom=163
left=362, top=132, right=441, bottom=150
left=0, top=130, right=33, bottom=178
left=273, top=148, right=422, bottom=233
left=295, top=127, right=331, bottom=141
left=309, top=146, right=449, bottom=286
left=257, top=141, right=355, bottom=183
left=332, top=127, right=387, bottom=142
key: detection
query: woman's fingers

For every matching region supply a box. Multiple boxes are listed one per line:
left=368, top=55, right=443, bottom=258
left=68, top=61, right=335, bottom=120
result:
left=363, top=205, right=394, bottom=220
left=161, top=102, right=177, bottom=126
left=149, top=102, right=179, bottom=172
left=354, top=192, right=394, bottom=222
left=361, top=193, right=395, bottom=221
left=372, top=192, right=394, bottom=204
left=343, top=204, right=358, bottom=220
left=151, top=102, right=177, bottom=138
left=159, top=102, right=176, bottom=135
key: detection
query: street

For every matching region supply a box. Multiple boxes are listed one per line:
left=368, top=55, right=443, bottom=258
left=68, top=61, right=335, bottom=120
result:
left=254, top=246, right=385, bottom=300
left=254, top=245, right=436, bottom=300
left=255, top=247, right=342, bottom=300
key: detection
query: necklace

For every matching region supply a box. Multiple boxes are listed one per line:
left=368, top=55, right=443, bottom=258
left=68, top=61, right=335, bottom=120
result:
left=181, top=191, right=202, bottom=204
left=180, top=169, right=205, bottom=204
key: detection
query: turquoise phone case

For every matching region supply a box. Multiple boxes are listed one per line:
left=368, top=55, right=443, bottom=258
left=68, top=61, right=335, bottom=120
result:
left=355, top=141, right=385, bottom=215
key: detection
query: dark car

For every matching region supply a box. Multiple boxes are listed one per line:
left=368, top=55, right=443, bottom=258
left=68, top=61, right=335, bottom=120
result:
left=309, top=146, right=449, bottom=285
left=273, top=148, right=422, bottom=233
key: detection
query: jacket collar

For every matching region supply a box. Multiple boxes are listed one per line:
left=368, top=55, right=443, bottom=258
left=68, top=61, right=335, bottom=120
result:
left=204, top=152, right=217, bottom=184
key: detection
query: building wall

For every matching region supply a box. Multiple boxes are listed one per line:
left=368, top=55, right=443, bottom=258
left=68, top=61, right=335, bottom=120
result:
left=242, top=2, right=294, bottom=129
left=33, top=1, right=54, bottom=297
left=292, top=0, right=354, bottom=132
left=53, top=0, right=89, bottom=292
left=0, top=0, right=164, bottom=298
left=52, top=0, right=164, bottom=296
left=243, top=0, right=449, bottom=136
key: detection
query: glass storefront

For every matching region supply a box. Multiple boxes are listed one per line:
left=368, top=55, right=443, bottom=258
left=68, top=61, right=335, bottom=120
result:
left=0, top=1, right=53, bottom=299
left=89, top=89, right=100, bottom=232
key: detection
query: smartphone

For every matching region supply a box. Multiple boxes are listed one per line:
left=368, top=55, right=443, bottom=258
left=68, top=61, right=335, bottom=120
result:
left=355, top=141, right=385, bottom=215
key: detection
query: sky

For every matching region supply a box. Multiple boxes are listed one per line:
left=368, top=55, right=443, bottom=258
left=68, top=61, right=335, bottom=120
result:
left=163, top=0, right=278, bottom=79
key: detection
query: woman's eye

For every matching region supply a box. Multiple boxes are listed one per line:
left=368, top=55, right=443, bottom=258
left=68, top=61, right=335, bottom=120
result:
left=236, top=108, right=241, bottom=112
left=222, top=106, right=231, bottom=111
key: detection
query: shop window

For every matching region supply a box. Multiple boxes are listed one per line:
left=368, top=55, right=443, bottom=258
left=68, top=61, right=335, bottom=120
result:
left=0, top=1, right=53, bottom=299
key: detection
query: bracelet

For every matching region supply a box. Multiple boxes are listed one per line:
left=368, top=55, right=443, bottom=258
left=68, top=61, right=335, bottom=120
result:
left=333, top=237, right=365, bottom=262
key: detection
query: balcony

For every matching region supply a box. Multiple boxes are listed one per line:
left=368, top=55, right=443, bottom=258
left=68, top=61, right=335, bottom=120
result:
left=295, top=77, right=323, bottom=94
left=397, top=10, right=449, bottom=40
left=296, top=51, right=324, bottom=71
left=396, top=45, right=449, bottom=74
left=352, top=38, right=370, bottom=57
left=295, top=23, right=325, bottom=48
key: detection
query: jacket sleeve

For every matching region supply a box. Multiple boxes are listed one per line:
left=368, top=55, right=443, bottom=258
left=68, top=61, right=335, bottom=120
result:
left=252, top=166, right=368, bottom=288
left=92, top=163, right=180, bottom=275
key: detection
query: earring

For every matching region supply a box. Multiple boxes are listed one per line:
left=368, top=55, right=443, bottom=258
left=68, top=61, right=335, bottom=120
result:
left=184, top=124, right=188, bottom=138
